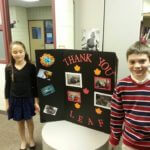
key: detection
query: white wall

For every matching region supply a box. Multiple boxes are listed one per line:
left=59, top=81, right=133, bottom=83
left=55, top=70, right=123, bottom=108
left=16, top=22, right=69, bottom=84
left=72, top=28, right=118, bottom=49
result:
left=55, top=0, right=74, bottom=49
left=143, top=0, right=150, bottom=13
left=74, top=0, right=104, bottom=51
left=104, top=0, right=143, bottom=80
left=0, top=64, right=6, bottom=110
left=74, top=0, right=142, bottom=80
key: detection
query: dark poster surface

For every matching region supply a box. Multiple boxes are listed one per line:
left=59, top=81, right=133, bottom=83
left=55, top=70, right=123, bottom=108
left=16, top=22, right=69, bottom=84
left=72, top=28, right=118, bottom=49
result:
left=35, top=50, right=118, bottom=134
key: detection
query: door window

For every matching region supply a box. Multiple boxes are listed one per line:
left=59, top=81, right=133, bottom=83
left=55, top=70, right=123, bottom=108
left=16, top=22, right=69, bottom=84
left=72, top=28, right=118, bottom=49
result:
left=0, top=31, right=6, bottom=60
left=44, top=20, right=53, bottom=44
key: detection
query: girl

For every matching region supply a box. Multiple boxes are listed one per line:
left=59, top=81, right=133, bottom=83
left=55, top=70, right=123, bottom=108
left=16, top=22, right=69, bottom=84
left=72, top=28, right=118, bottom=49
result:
left=5, top=41, right=40, bottom=150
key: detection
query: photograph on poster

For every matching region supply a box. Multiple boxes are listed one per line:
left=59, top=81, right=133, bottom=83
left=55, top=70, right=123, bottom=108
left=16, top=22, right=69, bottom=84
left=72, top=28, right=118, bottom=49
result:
left=94, top=92, right=112, bottom=109
left=81, top=29, right=100, bottom=51
left=43, top=105, right=58, bottom=116
left=41, top=84, right=55, bottom=96
left=65, top=72, right=82, bottom=88
left=37, top=68, right=52, bottom=80
left=94, top=77, right=111, bottom=91
left=67, top=91, right=81, bottom=103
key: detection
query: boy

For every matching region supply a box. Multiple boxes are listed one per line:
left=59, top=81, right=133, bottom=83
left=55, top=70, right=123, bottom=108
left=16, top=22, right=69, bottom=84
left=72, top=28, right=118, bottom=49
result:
left=109, top=41, right=150, bottom=150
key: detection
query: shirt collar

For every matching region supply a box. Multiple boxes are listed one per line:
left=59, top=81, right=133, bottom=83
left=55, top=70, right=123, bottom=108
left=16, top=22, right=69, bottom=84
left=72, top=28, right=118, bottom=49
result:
left=131, top=73, right=150, bottom=84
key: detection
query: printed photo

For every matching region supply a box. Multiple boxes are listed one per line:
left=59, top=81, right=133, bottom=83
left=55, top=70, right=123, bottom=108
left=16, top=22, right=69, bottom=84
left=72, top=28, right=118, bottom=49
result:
left=41, top=84, right=55, bottom=96
left=94, top=77, right=111, bottom=91
left=94, top=92, right=112, bottom=109
left=43, top=105, right=58, bottom=116
left=67, top=91, right=81, bottom=103
left=81, top=28, right=100, bottom=51
left=37, top=68, right=52, bottom=80
left=65, top=72, right=82, bottom=88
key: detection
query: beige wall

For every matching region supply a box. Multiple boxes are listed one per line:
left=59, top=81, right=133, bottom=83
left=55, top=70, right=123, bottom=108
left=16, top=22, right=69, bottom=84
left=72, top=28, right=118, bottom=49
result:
left=9, top=6, right=30, bottom=56
left=27, top=6, right=54, bottom=49
left=9, top=6, right=54, bottom=58
left=27, top=6, right=52, bottom=20
left=143, top=17, right=150, bottom=26
left=0, top=6, right=53, bottom=110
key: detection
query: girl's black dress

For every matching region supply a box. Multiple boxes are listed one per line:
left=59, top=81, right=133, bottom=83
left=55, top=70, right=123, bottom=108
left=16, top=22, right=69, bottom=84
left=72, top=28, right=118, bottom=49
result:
left=5, top=63, right=38, bottom=121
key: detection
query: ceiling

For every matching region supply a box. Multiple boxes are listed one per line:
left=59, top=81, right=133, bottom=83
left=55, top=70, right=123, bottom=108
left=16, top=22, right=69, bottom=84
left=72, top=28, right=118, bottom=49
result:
left=8, top=0, right=52, bottom=8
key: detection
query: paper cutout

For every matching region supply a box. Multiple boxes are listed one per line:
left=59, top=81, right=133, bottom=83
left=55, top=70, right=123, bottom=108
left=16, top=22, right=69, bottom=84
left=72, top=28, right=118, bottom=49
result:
left=95, top=108, right=102, bottom=115
left=74, top=65, right=81, bottom=72
left=94, top=68, right=101, bottom=76
left=40, top=53, right=55, bottom=67
left=83, top=88, right=89, bottom=94
left=98, top=119, right=104, bottom=127
left=74, top=103, right=81, bottom=109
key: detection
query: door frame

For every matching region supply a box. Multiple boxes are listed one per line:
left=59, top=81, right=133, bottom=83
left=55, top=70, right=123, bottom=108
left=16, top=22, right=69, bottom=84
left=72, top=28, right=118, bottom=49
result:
left=52, top=0, right=56, bottom=49
left=0, top=0, right=11, bottom=64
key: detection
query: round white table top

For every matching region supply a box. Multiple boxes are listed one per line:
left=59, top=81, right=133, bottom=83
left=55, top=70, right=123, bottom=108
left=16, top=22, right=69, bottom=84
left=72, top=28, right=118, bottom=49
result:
left=42, top=120, right=109, bottom=150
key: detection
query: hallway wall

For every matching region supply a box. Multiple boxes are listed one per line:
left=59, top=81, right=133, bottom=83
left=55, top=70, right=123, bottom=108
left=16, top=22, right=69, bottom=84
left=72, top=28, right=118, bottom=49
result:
left=9, top=6, right=30, bottom=55
left=0, top=64, right=6, bottom=110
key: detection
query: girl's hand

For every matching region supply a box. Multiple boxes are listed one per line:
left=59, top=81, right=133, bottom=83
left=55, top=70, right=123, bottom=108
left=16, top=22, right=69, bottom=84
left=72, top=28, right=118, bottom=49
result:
left=5, top=100, right=9, bottom=112
left=34, top=102, right=40, bottom=113
left=34, top=97, right=40, bottom=113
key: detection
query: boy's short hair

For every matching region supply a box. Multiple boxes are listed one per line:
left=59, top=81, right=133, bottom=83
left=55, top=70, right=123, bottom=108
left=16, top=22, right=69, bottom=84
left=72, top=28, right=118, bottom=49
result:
left=126, top=41, right=150, bottom=60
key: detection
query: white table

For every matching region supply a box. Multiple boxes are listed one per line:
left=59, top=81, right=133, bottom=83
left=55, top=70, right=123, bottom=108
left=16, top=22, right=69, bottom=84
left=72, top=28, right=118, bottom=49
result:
left=42, top=120, right=109, bottom=150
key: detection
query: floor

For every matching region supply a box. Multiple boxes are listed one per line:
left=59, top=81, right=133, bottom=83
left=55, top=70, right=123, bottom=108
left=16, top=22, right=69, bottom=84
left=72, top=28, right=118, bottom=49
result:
left=0, top=112, right=122, bottom=150
left=0, top=112, right=44, bottom=150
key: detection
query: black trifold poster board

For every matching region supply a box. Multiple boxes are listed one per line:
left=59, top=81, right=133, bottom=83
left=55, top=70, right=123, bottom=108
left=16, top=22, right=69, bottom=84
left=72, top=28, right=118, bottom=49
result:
left=35, top=49, right=118, bottom=134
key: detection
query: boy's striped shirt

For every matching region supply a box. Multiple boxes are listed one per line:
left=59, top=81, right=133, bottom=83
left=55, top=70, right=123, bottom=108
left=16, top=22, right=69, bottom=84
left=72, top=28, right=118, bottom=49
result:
left=109, top=76, right=150, bottom=150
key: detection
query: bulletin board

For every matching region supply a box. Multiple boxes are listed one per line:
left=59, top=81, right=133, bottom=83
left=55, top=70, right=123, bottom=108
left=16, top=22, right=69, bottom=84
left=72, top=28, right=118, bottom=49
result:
left=35, top=49, right=118, bottom=134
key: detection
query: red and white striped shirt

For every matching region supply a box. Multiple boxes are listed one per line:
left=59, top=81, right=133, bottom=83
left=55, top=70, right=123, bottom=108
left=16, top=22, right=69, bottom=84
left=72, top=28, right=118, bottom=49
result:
left=109, top=75, right=150, bottom=150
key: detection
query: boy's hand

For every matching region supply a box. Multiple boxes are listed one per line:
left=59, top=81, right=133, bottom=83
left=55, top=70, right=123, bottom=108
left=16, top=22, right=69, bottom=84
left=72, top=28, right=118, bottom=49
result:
left=108, top=143, right=116, bottom=150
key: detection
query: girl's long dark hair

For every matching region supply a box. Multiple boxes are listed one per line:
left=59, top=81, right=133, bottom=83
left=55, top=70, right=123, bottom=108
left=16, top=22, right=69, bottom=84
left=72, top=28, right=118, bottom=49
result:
left=8, top=41, right=31, bottom=81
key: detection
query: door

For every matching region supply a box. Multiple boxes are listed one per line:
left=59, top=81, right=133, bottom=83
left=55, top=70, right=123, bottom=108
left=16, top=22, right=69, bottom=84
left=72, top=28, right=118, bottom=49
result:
left=29, top=20, right=45, bottom=63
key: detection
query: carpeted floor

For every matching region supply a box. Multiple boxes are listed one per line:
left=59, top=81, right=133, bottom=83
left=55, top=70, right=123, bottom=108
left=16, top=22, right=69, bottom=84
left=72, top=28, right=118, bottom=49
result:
left=0, top=112, right=44, bottom=150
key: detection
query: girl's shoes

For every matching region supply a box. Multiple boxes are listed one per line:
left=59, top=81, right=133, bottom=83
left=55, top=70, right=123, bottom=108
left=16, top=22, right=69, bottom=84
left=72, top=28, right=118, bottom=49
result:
left=29, top=145, right=36, bottom=150
left=20, top=145, right=27, bottom=150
